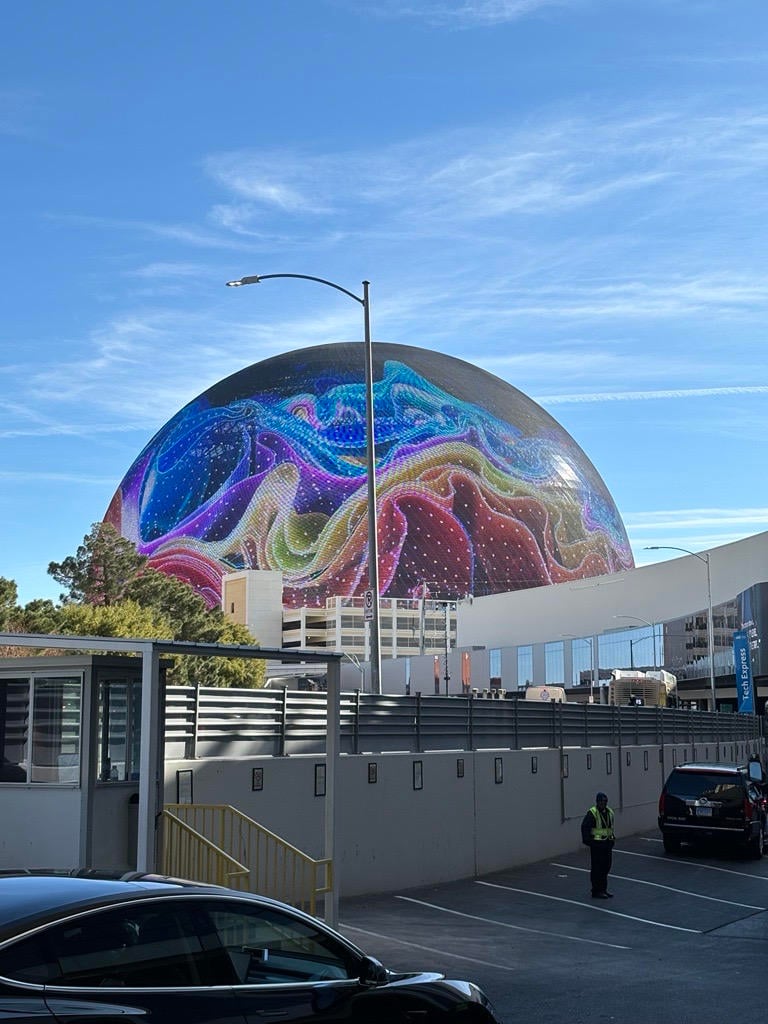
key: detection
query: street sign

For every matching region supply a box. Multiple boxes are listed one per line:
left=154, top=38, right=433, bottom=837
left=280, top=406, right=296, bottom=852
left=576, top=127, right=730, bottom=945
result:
left=364, top=589, right=374, bottom=622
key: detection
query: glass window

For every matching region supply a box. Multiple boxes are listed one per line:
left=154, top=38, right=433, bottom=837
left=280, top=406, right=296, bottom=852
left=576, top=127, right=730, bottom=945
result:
left=544, top=641, right=563, bottom=685
left=97, top=679, right=141, bottom=782
left=0, top=680, right=29, bottom=782
left=489, top=649, right=501, bottom=679
left=1, top=902, right=213, bottom=988
left=31, top=678, right=81, bottom=784
left=667, top=771, right=745, bottom=805
left=517, top=646, right=532, bottom=689
left=204, top=902, right=357, bottom=985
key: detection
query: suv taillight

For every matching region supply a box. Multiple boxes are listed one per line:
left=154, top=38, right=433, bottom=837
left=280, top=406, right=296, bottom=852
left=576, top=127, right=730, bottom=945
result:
left=659, top=791, right=666, bottom=815
left=744, top=797, right=754, bottom=821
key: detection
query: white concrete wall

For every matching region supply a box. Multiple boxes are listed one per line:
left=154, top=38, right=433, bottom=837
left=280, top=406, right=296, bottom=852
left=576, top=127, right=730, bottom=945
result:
left=0, top=788, right=82, bottom=868
left=90, top=785, right=140, bottom=872
left=458, top=531, right=768, bottom=651
left=164, top=734, right=764, bottom=897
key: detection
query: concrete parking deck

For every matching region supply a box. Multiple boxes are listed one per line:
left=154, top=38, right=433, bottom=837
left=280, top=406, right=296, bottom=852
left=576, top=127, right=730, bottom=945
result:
left=340, top=830, right=768, bottom=1024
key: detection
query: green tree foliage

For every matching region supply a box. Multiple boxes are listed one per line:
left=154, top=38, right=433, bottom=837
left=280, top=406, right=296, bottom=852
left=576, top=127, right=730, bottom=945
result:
left=0, top=577, right=18, bottom=629
left=57, top=600, right=173, bottom=640
left=124, top=568, right=266, bottom=686
left=48, top=522, right=147, bottom=605
left=175, top=619, right=266, bottom=689
left=125, top=569, right=215, bottom=641
left=16, top=599, right=61, bottom=635
left=30, top=523, right=267, bottom=688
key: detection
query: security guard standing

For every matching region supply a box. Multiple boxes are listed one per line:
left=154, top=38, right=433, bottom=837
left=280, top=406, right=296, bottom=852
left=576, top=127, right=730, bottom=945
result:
left=581, top=791, right=615, bottom=899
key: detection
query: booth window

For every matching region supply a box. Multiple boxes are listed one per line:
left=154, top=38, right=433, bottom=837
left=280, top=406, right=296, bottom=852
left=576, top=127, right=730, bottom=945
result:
left=0, top=676, right=81, bottom=784
left=31, top=678, right=81, bottom=783
left=97, top=679, right=142, bottom=782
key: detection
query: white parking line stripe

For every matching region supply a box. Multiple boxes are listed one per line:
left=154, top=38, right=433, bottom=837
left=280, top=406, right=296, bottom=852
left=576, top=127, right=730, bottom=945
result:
left=616, top=848, right=768, bottom=880
left=340, top=924, right=518, bottom=973
left=394, top=895, right=630, bottom=949
left=550, top=862, right=766, bottom=910
left=475, top=880, right=700, bottom=933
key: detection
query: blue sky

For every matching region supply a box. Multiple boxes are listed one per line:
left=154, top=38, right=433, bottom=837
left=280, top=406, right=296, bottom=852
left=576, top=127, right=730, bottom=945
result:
left=2, top=0, right=767, bottom=605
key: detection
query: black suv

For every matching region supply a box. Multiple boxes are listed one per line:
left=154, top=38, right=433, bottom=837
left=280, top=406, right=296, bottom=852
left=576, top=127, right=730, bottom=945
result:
left=658, top=762, right=768, bottom=858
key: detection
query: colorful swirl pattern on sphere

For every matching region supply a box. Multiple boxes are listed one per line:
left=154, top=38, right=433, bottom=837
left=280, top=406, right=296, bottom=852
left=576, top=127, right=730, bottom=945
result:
left=106, top=343, right=634, bottom=608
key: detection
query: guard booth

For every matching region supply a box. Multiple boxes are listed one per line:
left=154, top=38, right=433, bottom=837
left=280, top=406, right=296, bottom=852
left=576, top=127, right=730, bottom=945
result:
left=0, top=655, right=158, bottom=873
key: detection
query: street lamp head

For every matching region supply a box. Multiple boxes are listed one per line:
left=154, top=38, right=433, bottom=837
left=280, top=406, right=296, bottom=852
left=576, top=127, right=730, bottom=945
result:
left=225, top=276, right=262, bottom=287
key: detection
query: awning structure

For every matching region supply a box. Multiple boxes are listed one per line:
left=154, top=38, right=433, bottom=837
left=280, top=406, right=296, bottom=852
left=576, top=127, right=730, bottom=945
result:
left=0, top=633, right=342, bottom=923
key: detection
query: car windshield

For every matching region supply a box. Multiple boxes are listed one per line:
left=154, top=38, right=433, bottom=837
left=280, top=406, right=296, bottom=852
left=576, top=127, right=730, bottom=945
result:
left=667, top=772, right=744, bottom=803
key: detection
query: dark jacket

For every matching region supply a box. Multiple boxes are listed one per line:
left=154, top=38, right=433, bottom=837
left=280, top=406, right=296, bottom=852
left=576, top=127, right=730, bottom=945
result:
left=581, top=806, right=615, bottom=847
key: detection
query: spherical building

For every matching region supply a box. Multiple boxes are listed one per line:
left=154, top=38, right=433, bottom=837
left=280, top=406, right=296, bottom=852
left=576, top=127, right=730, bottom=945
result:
left=106, top=343, right=634, bottom=608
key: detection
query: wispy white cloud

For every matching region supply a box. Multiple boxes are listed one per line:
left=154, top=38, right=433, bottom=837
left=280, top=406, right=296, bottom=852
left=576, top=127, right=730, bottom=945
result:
left=46, top=213, right=261, bottom=251
left=361, top=0, right=577, bottom=27
left=624, top=508, right=768, bottom=530
left=534, top=385, right=768, bottom=405
left=201, top=104, right=768, bottom=252
left=204, top=153, right=332, bottom=215
left=127, top=262, right=209, bottom=280
left=0, top=470, right=116, bottom=485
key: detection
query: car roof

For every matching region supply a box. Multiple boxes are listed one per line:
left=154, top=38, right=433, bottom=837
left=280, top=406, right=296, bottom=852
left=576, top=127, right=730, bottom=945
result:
left=0, top=873, right=349, bottom=941
left=0, top=874, right=211, bottom=931
left=671, top=762, right=745, bottom=774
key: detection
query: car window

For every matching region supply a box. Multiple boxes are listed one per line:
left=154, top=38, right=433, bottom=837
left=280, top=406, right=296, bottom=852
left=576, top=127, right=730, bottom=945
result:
left=201, top=902, right=358, bottom=986
left=0, top=902, right=219, bottom=988
left=667, top=772, right=744, bottom=805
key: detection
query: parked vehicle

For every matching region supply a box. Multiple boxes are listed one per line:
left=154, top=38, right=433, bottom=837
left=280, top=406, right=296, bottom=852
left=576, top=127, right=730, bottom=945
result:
left=658, top=762, right=768, bottom=858
left=0, top=873, right=503, bottom=1024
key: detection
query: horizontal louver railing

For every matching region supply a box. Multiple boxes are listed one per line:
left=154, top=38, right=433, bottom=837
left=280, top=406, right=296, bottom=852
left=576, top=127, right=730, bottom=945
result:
left=164, top=687, right=760, bottom=758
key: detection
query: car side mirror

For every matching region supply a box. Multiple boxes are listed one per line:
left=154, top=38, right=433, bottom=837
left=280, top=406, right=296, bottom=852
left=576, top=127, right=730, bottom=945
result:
left=358, top=956, right=388, bottom=988
left=748, top=761, right=765, bottom=784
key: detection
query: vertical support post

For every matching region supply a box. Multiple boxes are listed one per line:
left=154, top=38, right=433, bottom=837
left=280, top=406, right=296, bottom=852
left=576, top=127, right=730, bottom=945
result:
left=468, top=692, right=474, bottom=751
left=362, top=281, right=382, bottom=696
left=353, top=689, right=360, bottom=756
left=137, top=645, right=163, bottom=873
left=278, top=687, right=288, bottom=757
left=324, top=657, right=341, bottom=927
left=415, top=691, right=422, bottom=753
left=190, top=682, right=200, bottom=760
left=443, top=602, right=451, bottom=695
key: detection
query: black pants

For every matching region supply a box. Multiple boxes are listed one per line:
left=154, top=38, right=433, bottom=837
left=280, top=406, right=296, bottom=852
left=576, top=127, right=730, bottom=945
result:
left=590, top=841, right=613, bottom=894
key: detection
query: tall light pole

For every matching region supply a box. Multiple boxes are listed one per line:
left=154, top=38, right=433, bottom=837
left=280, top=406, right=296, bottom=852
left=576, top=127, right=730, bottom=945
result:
left=226, top=273, right=382, bottom=694
left=645, top=546, right=715, bottom=714
left=563, top=634, right=597, bottom=702
left=613, top=615, right=658, bottom=670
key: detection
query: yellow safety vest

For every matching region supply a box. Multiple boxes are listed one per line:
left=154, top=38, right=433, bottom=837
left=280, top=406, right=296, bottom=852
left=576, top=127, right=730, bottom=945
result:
left=590, top=806, right=615, bottom=842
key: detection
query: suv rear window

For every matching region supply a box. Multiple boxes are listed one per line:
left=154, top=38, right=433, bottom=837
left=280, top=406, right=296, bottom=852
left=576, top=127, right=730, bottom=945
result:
left=667, top=772, right=744, bottom=804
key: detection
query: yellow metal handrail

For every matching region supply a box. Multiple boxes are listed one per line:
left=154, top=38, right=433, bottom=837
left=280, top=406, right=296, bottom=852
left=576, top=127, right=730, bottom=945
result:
left=159, top=811, right=249, bottom=887
left=163, top=804, right=332, bottom=917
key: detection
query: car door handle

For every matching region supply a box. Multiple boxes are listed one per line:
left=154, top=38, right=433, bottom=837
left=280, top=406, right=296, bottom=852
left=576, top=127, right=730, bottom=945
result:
left=253, top=1012, right=289, bottom=1018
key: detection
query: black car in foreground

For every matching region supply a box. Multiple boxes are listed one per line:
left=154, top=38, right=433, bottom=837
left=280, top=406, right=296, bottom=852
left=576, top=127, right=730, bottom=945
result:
left=658, top=762, right=768, bottom=858
left=0, top=873, right=502, bottom=1024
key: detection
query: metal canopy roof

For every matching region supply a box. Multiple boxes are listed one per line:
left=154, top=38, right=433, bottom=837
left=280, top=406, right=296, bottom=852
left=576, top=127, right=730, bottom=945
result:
left=0, top=632, right=341, bottom=663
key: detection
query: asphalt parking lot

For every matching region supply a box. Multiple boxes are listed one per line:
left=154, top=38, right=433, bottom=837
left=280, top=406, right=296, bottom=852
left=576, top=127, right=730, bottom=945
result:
left=339, top=829, right=768, bottom=1024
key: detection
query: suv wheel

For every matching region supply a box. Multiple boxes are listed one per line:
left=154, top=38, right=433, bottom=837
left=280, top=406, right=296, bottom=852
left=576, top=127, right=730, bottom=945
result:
left=749, top=829, right=765, bottom=859
left=663, top=835, right=681, bottom=855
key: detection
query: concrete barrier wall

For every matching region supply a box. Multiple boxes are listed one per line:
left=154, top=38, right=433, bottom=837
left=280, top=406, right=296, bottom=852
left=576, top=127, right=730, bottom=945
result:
left=164, top=735, right=764, bottom=896
left=0, top=788, right=82, bottom=868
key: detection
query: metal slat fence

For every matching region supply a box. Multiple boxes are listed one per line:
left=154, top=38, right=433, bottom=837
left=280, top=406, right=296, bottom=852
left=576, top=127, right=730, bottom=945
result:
left=164, top=688, right=761, bottom=758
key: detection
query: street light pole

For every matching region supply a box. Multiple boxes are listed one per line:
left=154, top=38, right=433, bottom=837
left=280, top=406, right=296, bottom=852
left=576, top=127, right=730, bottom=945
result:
left=226, top=273, right=382, bottom=694
left=563, top=634, right=596, bottom=702
left=613, top=615, right=658, bottom=670
left=645, top=546, right=716, bottom=716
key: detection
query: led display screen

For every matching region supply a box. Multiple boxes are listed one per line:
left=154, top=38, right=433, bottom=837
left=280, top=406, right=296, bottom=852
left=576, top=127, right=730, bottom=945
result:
left=106, top=343, right=634, bottom=608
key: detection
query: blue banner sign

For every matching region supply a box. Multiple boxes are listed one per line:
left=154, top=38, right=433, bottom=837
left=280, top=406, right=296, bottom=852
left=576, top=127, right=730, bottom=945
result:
left=733, top=630, right=755, bottom=713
